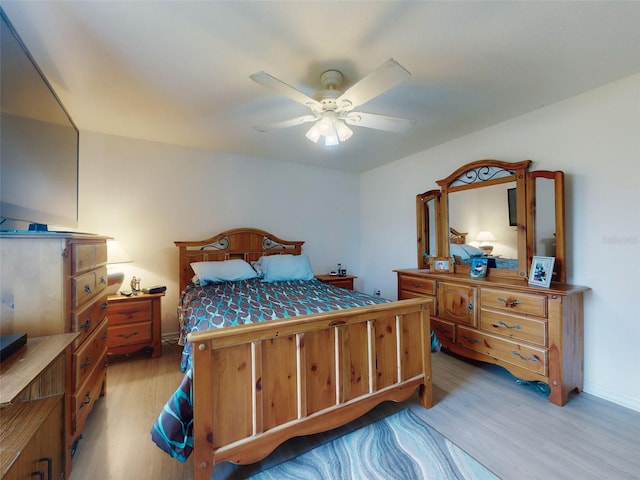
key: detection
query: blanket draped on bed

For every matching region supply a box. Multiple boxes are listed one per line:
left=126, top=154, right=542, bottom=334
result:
left=152, top=279, right=440, bottom=462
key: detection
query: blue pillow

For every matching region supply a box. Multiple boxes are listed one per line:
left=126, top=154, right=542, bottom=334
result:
left=262, top=254, right=314, bottom=282
left=191, top=259, right=258, bottom=284
left=450, top=244, right=483, bottom=261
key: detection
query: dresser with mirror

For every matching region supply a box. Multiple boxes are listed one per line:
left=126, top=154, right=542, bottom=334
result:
left=396, top=159, right=588, bottom=406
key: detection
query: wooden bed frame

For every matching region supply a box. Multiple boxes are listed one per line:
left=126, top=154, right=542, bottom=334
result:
left=175, top=228, right=433, bottom=480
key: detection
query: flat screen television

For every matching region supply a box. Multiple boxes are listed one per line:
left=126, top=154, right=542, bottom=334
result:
left=0, top=7, right=79, bottom=232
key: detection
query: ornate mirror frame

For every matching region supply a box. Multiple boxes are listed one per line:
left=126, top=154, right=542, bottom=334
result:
left=417, top=159, right=567, bottom=283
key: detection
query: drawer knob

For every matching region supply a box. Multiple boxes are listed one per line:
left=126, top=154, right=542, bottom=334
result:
left=496, top=320, right=522, bottom=330
left=498, top=297, right=522, bottom=308
left=512, top=351, right=539, bottom=363
left=80, top=318, right=92, bottom=331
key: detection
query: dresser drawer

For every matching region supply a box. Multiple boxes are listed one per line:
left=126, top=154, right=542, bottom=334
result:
left=458, top=326, right=547, bottom=376
left=72, top=355, right=107, bottom=436
left=72, top=242, right=108, bottom=274
left=72, top=293, right=108, bottom=347
left=108, top=298, right=153, bottom=326
left=72, top=266, right=108, bottom=308
left=398, top=275, right=436, bottom=296
left=431, top=318, right=454, bottom=344
left=73, top=319, right=108, bottom=389
left=480, top=310, right=547, bottom=347
left=480, top=287, right=547, bottom=318
left=107, top=322, right=152, bottom=348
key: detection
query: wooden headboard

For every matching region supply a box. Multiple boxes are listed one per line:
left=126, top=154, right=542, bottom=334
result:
left=449, top=227, right=468, bottom=244
left=174, top=228, right=304, bottom=292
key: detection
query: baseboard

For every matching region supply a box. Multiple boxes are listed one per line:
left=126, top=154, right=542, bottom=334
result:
left=584, top=382, right=640, bottom=413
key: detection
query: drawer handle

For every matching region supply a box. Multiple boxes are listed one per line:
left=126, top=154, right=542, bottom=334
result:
left=102, top=302, right=109, bottom=310
left=80, top=318, right=92, bottom=331
left=512, top=351, right=539, bottom=362
left=498, top=297, right=522, bottom=308
left=81, top=355, right=92, bottom=369
left=462, top=334, right=481, bottom=344
left=38, top=457, right=52, bottom=480
left=30, top=472, right=44, bottom=479
left=84, top=284, right=93, bottom=294
left=468, top=300, right=473, bottom=314
left=100, top=276, right=107, bottom=285
left=117, top=332, right=139, bottom=339
left=80, top=391, right=91, bottom=408
left=496, top=320, right=522, bottom=330
left=411, top=282, right=424, bottom=288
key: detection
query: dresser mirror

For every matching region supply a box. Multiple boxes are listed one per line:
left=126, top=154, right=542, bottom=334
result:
left=417, top=159, right=566, bottom=282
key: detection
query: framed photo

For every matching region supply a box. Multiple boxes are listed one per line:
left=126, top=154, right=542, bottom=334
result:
left=528, top=256, right=555, bottom=287
left=469, top=257, right=488, bottom=278
left=430, top=256, right=454, bottom=273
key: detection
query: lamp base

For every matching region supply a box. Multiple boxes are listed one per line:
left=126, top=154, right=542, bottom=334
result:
left=106, top=271, right=125, bottom=295
left=479, top=245, right=494, bottom=256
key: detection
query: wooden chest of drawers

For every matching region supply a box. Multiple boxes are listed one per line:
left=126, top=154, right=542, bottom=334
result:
left=0, top=233, right=109, bottom=471
left=107, top=292, right=163, bottom=358
left=395, top=269, right=588, bottom=406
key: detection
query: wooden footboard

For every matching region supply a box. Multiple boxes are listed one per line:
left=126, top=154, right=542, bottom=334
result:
left=188, top=297, right=433, bottom=480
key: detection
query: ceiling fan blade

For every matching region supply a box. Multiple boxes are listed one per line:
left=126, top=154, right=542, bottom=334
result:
left=250, top=71, right=323, bottom=113
left=253, top=114, right=318, bottom=132
left=343, top=112, right=415, bottom=133
left=336, top=59, right=411, bottom=112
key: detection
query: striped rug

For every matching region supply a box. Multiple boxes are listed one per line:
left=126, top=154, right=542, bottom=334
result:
left=214, top=407, right=497, bottom=480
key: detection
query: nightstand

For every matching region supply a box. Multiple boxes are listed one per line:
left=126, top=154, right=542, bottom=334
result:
left=315, top=274, right=357, bottom=291
left=107, top=292, right=164, bottom=358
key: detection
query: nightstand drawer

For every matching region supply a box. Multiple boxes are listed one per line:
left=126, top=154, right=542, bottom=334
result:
left=107, top=322, right=152, bottom=348
left=108, top=298, right=153, bottom=326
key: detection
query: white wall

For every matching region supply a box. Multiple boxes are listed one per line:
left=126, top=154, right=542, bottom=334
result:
left=359, top=73, right=640, bottom=411
left=77, top=133, right=362, bottom=338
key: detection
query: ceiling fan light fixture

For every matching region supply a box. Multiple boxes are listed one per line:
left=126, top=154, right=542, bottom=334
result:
left=305, top=124, right=321, bottom=143
left=335, top=120, right=353, bottom=142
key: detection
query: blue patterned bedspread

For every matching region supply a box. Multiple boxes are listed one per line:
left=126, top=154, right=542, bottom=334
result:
left=151, top=278, right=440, bottom=462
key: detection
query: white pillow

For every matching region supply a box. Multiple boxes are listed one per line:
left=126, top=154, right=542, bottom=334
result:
left=191, top=259, right=258, bottom=284
left=450, top=244, right=483, bottom=261
left=261, top=254, right=314, bottom=282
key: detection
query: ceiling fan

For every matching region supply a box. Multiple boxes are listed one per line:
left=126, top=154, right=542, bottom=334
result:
left=250, top=58, right=415, bottom=146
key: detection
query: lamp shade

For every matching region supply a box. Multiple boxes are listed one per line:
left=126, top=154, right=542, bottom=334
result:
left=106, top=240, right=133, bottom=295
left=107, top=239, right=133, bottom=264
left=475, top=231, right=496, bottom=243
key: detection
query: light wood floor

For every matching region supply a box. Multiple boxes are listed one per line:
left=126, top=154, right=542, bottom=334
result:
left=69, top=343, right=640, bottom=480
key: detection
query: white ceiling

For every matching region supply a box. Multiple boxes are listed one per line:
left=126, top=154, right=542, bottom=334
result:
left=2, top=1, right=640, bottom=172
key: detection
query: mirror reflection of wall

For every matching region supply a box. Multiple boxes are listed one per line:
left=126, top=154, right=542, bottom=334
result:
left=535, top=178, right=556, bottom=257
left=448, top=182, right=518, bottom=259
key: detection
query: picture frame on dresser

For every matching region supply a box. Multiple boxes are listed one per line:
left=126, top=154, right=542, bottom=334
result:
left=430, top=256, right=454, bottom=273
left=528, top=256, right=555, bottom=287
left=469, top=257, right=488, bottom=278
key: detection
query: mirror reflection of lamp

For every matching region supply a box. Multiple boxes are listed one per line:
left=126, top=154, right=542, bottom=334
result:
left=106, top=239, right=133, bottom=295
left=475, top=231, right=496, bottom=256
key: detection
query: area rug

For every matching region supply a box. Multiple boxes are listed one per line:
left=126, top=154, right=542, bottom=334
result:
left=241, top=408, right=498, bottom=480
